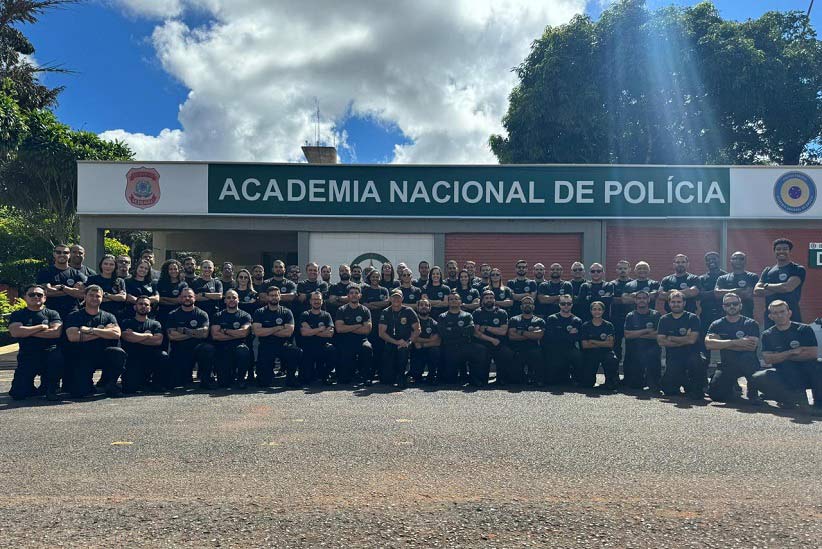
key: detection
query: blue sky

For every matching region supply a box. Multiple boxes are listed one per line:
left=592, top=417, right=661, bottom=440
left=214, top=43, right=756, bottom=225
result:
left=25, top=0, right=822, bottom=164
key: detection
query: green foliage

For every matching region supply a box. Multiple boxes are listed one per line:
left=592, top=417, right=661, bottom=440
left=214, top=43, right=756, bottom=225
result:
left=0, top=205, right=52, bottom=264
left=491, top=0, right=822, bottom=165
left=104, top=234, right=130, bottom=257
left=0, top=291, right=26, bottom=326
left=0, top=258, right=47, bottom=289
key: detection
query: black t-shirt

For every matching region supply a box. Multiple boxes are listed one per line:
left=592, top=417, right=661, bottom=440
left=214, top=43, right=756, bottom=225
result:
left=265, top=278, right=298, bottom=311
left=361, top=286, right=390, bottom=314
left=166, top=306, right=210, bottom=347
left=220, top=278, right=237, bottom=293
left=707, top=316, right=760, bottom=365
left=380, top=279, right=400, bottom=290
left=36, top=265, right=87, bottom=317
left=253, top=305, right=294, bottom=345
left=761, top=322, right=817, bottom=356
left=399, top=286, right=422, bottom=306
left=473, top=307, right=509, bottom=346
left=624, top=278, right=660, bottom=296
left=298, top=310, right=334, bottom=347
left=417, top=316, right=438, bottom=341
left=697, top=270, right=727, bottom=321
left=236, top=288, right=260, bottom=316
left=609, top=278, right=635, bottom=322
left=454, top=286, right=480, bottom=308
left=580, top=320, right=615, bottom=350
left=213, top=309, right=253, bottom=348
left=545, top=313, right=583, bottom=347
left=75, top=264, right=97, bottom=278
left=190, top=278, right=224, bottom=315
left=421, top=284, right=451, bottom=302
left=576, top=281, right=615, bottom=321
left=536, top=280, right=574, bottom=317
left=437, top=310, right=474, bottom=346
left=335, top=303, right=371, bottom=343
left=64, top=308, right=120, bottom=352
left=715, top=271, right=759, bottom=318
left=509, top=314, right=545, bottom=347
left=760, top=263, right=806, bottom=322
left=157, top=279, right=189, bottom=312
left=660, top=273, right=700, bottom=313
left=507, top=278, right=537, bottom=315
left=657, top=312, right=701, bottom=360
left=624, top=309, right=661, bottom=352
left=124, top=277, right=157, bottom=299
left=296, top=279, right=329, bottom=316
left=120, top=317, right=163, bottom=353
left=9, top=308, right=61, bottom=353
left=87, top=274, right=127, bottom=315
left=379, top=306, right=419, bottom=341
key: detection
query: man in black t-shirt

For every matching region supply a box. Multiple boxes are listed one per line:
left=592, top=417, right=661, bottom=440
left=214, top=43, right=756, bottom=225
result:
left=414, top=261, right=430, bottom=289
left=697, top=252, right=727, bottom=355
left=64, top=285, right=126, bottom=398
left=508, top=259, right=537, bottom=316
left=658, top=254, right=700, bottom=314
left=253, top=286, right=301, bottom=387
left=438, top=293, right=489, bottom=386
left=714, top=251, right=759, bottom=319
left=166, top=287, right=215, bottom=389
left=543, top=294, right=583, bottom=385
left=8, top=285, right=64, bottom=401
left=507, top=296, right=545, bottom=385
left=623, top=290, right=661, bottom=391
left=334, top=285, right=373, bottom=384
left=473, top=290, right=515, bottom=385
left=378, top=290, right=420, bottom=387
left=754, top=238, right=807, bottom=328
left=182, top=256, right=198, bottom=285
left=326, top=264, right=352, bottom=319
left=657, top=291, right=705, bottom=399
left=120, top=296, right=167, bottom=392
left=36, top=244, right=87, bottom=321
left=69, top=244, right=97, bottom=278
left=750, top=300, right=821, bottom=413
left=444, top=260, right=460, bottom=289
left=569, top=262, right=587, bottom=318
left=299, top=292, right=336, bottom=385
left=410, top=298, right=441, bottom=383
left=608, top=259, right=634, bottom=363
left=190, top=260, right=224, bottom=319
left=296, top=262, right=330, bottom=320
left=265, top=260, right=298, bottom=310
left=211, top=290, right=254, bottom=388
left=704, top=293, right=761, bottom=403
left=576, top=263, right=614, bottom=322
left=536, top=263, right=573, bottom=319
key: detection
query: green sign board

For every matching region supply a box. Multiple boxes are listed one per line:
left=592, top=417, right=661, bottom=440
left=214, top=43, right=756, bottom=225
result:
left=809, top=244, right=822, bottom=268
left=207, top=164, right=730, bottom=218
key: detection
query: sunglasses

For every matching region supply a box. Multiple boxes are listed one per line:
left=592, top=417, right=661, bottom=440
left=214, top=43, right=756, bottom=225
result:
left=54, top=250, right=69, bottom=255
left=572, top=268, right=584, bottom=272
left=590, top=269, right=603, bottom=273
left=560, top=302, right=572, bottom=306
left=27, top=292, right=45, bottom=298
left=723, top=302, right=741, bottom=307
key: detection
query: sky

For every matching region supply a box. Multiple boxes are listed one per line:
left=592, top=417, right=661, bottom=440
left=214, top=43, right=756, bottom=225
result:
left=23, top=0, right=822, bottom=164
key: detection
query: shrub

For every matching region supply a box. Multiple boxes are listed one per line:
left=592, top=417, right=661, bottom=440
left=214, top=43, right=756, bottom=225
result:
left=0, top=258, right=46, bottom=289
left=0, top=290, right=26, bottom=328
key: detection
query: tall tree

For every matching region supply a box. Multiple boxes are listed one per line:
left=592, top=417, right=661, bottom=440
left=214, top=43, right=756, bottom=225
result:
left=491, top=0, right=822, bottom=165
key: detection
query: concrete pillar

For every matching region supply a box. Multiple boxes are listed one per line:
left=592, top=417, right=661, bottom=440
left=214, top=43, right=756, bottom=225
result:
left=720, top=221, right=728, bottom=270
left=152, top=231, right=168, bottom=261
left=78, top=217, right=105, bottom=266
left=433, top=234, right=446, bottom=267
left=582, top=221, right=604, bottom=268
left=297, top=231, right=310, bottom=269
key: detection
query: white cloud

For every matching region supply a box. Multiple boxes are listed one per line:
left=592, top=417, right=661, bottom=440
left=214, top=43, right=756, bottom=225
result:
left=105, top=1, right=586, bottom=163
left=99, top=128, right=186, bottom=160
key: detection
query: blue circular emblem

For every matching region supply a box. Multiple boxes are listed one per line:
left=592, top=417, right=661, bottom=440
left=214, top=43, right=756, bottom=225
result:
left=774, top=171, right=816, bottom=214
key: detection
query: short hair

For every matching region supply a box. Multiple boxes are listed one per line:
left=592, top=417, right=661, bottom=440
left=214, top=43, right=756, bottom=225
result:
left=773, top=238, right=794, bottom=250
left=139, top=248, right=153, bottom=257
left=183, top=256, right=196, bottom=263
left=516, top=259, right=527, bottom=266
left=53, top=244, right=69, bottom=251
left=224, top=289, right=238, bottom=298
left=267, top=285, right=281, bottom=294
left=85, top=284, right=103, bottom=295
left=201, top=259, right=214, bottom=268
left=23, top=284, right=46, bottom=295
left=616, top=259, right=630, bottom=267
left=635, top=261, right=650, bottom=270
left=309, top=291, right=323, bottom=300
left=590, top=301, right=605, bottom=311
left=668, top=290, right=685, bottom=301
left=722, top=292, right=741, bottom=303
left=134, top=295, right=152, bottom=304
left=674, top=254, right=689, bottom=262
left=768, top=299, right=790, bottom=312
left=347, top=284, right=361, bottom=294
left=306, top=262, right=319, bottom=269
left=272, top=260, right=285, bottom=267
left=180, top=287, right=195, bottom=295
left=418, top=260, right=429, bottom=267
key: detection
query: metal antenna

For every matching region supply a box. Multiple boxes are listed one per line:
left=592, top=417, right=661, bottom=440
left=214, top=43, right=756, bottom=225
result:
left=810, top=0, right=815, bottom=17
left=314, top=97, right=321, bottom=146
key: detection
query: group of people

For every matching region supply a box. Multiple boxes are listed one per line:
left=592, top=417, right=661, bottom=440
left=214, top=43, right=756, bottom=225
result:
left=7, top=239, right=820, bottom=414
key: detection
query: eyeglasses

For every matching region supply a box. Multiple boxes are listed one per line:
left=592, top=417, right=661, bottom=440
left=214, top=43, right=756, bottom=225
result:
left=572, top=268, right=584, bottom=272
left=27, top=293, right=45, bottom=298
left=723, top=302, right=741, bottom=307
left=559, top=302, right=572, bottom=306
left=590, top=269, right=603, bottom=273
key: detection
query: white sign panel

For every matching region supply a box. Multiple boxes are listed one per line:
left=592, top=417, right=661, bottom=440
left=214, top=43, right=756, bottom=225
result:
left=77, top=162, right=208, bottom=215
left=730, top=167, right=822, bottom=218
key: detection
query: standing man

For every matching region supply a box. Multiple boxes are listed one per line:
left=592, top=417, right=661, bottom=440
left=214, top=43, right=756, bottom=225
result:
left=715, top=252, right=759, bottom=319
left=437, top=293, right=489, bottom=386
left=576, top=263, right=613, bottom=323
left=115, top=255, right=132, bottom=279
left=537, top=263, right=574, bottom=319
left=508, top=259, right=537, bottom=316
left=220, top=262, right=237, bottom=292
left=266, top=260, right=297, bottom=310
left=410, top=298, right=441, bottom=384
left=543, top=294, right=583, bottom=386
left=190, top=260, right=223, bottom=319
left=622, top=290, right=661, bottom=391
left=182, top=256, right=198, bottom=285
left=704, top=293, right=761, bottom=403
left=697, top=251, right=727, bottom=353
left=623, top=262, right=659, bottom=305
left=444, top=260, right=460, bottom=288
left=532, top=263, right=547, bottom=288
left=326, top=264, right=352, bottom=318
left=362, top=269, right=390, bottom=382
left=320, top=265, right=333, bottom=285
left=464, top=261, right=482, bottom=287
left=251, top=264, right=267, bottom=289
left=379, top=289, right=420, bottom=387
left=253, top=286, right=300, bottom=387
left=658, top=254, right=700, bottom=314
left=166, top=288, right=215, bottom=389
left=69, top=244, right=97, bottom=277
left=475, top=263, right=492, bottom=290
left=296, top=262, right=329, bottom=319
left=398, top=269, right=422, bottom=310
left=609, top=259, right=634, bottom=363
left=36, top=244, right=87, bottom=322
left=8, top=285, right=63, bottom=401
left=414, top=261, right=430, bottom=289
left=334, top=285, right=374, bottom=384
left=507, top=295, right=546, bottom=385
left=754, top=238, right=807, bottom=328
left=299, top=292, right=336, bottom=386
left=657, top=291, right=705, bottom=399
left=287, top=264, right=301, bottom=284
left=473, top=290, right=515, bottom=385
left=569, top=261, right=587, bottom=318
left=120, top=296, right=167, bottom=393
left=211, top=290, right=253, bottom=388
left=63, top=285, right=126, bottom=398
left=750, top=300, right=821, bottom=413
left=350, top=264, right=364, bottom=285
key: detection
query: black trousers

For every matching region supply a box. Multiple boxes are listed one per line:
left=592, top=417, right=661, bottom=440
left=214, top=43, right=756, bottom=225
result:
left=750, top=361, right=821, bottom=406
left=612, top=317, right=626, bottom=364
left=122, top=345, right=169, bottom=392
left=410, top=346, right=441, bottom=380
left=367, top=328, right=384, bottom=382
left=484, top=343, right=518, bottom=384
left=215, top=343, right=253, bottom=387
left=708, top=356, right=759, bottom=401
left=169, top=341, right=215, bottom=387
left=662, top=351, right=707, bottom=397
left=300, top=342, right=337, bottom=384
left=440, top=343, right=489, bottom=386
left=622, top=345, right=662, bottom=389
left=9, top=347, right=64, bottom=400
left=336, top=338, right=373, bottom=383
left=381, top=344, right=410, bottom=385
left=257, top=343, right=302, bottom=386
left=510, top=343, right=543, bottom=384
left=542, top=344, right=582, bottom=385
left=580, top=349, right=619, bottom=388
left=66, top=345, right=127, bottom=397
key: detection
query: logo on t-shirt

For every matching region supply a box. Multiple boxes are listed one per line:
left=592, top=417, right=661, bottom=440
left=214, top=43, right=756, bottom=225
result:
left=738, top=280, right=746, bottom=287
left=66, top=279, right=75, bottom=286
left=735, top=330, right=745, bottom=339
left=275, top=318, right=283, bottom=325
left=779, top=273, right=788, bottom=282
left=425, top=327, right=432, bottom=334
left=400, top=317, right=407, bottom=325
left=189, top=320, right=198, bottom=327
left=355, top=316, right=363, bottom=322
left=679, top=283, right=687, bottom=289
left=232, top=321, right=240, bottom=329
left=172, top=289, right=179, bottom=296
left=492, top=318, right=500, bottom=325
left=318, top=322, right=325, bottom=327
left=789, top=340, right=800, bottom=349
left=646, top=322, right=655, bottom=329
left=457, top=320, right=464, bottom=327
left=678, top=327, right=687, bottom=335
left=774, top=171, right=816, bottom=214
left=600, top=333, right=607, bottom=340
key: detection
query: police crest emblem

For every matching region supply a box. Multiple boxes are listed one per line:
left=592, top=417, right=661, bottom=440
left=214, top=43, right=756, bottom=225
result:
left=125, top=167, right=161, bottom=210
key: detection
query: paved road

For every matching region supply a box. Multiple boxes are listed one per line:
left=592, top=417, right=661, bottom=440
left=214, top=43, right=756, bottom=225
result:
left=0, top=371, right=820, bottom=548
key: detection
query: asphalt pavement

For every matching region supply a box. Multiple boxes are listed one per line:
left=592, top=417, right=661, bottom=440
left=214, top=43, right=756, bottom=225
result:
left=0, top=369, right=820, bottom=548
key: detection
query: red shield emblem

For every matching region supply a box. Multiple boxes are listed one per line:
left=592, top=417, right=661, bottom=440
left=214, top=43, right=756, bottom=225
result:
left=125, top=167, right=161, bottom=209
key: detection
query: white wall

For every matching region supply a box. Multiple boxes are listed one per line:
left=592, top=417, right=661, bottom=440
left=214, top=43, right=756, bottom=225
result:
left=308, top=233, right=434, bottom=282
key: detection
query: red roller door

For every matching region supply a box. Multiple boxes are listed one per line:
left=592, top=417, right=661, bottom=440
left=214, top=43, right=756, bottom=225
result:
left=727, top=228, right=822, bottom=323
left=606, top=223, right=721, bottom=281
left=445, top=233, right=582, bottom=280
